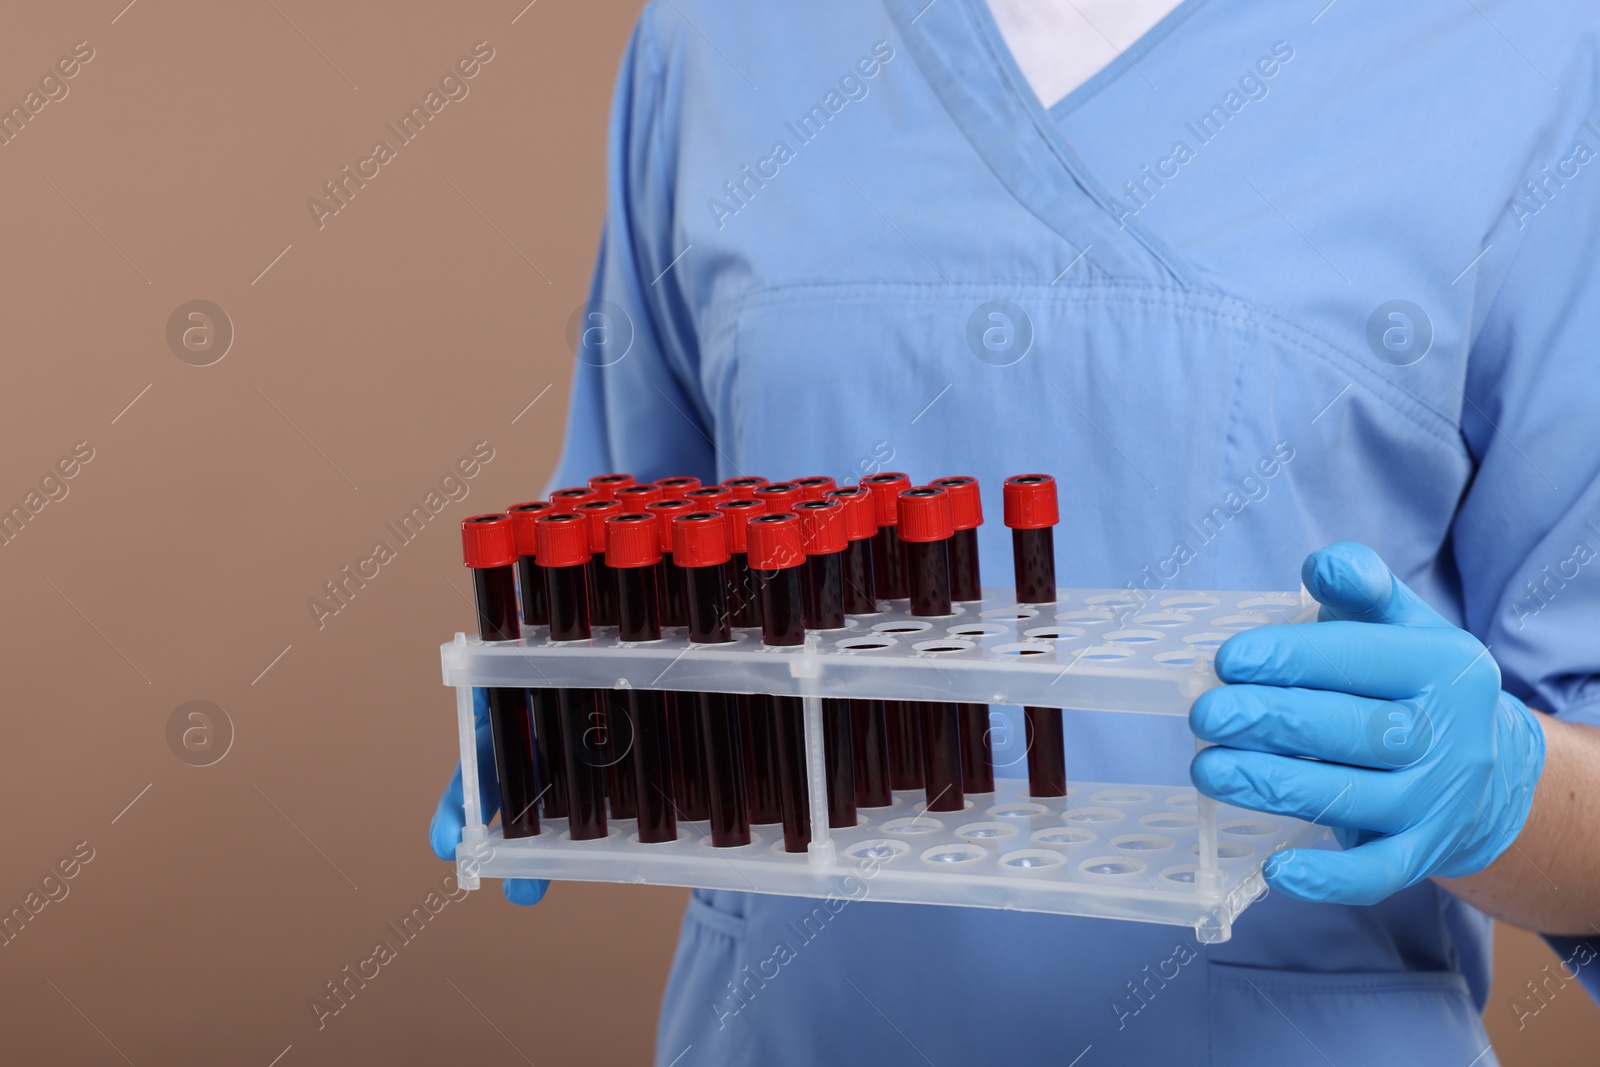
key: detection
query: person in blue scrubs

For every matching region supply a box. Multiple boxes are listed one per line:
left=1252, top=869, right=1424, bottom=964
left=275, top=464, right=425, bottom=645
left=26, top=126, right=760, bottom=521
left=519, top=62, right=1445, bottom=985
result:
left=433, top=2, right=1600, bottom=1061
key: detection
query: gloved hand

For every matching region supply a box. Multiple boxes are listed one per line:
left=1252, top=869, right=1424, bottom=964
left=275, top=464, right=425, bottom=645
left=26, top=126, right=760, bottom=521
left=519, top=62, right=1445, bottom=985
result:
left=430, top=688, right=549, bottom=906
left=1189, top=542, right=1547, bottom=905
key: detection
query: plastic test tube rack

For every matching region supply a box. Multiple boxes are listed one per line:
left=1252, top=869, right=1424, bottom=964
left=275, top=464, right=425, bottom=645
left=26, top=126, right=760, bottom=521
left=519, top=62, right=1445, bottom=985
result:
left=440, top=587, right=1327, bottom=943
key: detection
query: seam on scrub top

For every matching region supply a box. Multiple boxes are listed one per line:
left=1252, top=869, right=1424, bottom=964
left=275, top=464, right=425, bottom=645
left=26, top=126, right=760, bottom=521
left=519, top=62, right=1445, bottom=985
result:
left=685, top=891, right=749, bottom=940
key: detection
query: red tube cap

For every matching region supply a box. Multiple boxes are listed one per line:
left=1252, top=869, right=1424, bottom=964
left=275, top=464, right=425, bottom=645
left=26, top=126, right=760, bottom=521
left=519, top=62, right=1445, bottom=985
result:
left=645, top=499, right=696, bottom=553
left=683, top=485, right=733, bottom=509
left=753, top=482, right=804, bottom=515
left=616, top=484, right=663, bottom=513
left=587, top=473, right=635, bottom=500
left=793, top=475, right=837, bottom=502
left=795, top=500, right=847, bottom=555
left=605, top=513, right=661, bottom=568
left=721, top=475, right=769, bottom=501
left=747, top=513, right=805, bottom=571
left=823, top=487, right=879, bottom=541
left=672, top=511, right=730, bottom=568
left=507, top=501, right=554, bottom=557
left=898, top=487, right=954, bottom=543
left=549, top=486, right=599, bottom=514
left=533, top=513, right=591, bottom=567
left=655, top=476, right=701, bottom=501
left=1003, top=474, right=1059, bottom=529
left=716, top=500, right=764, bottom=553
left=862, top=472, right=911, bottom=526
left=576, top=499, right=622, bottom=554
left=461, top=514, right=517, bottom=568
left=930, top=476, right=983, bottom=531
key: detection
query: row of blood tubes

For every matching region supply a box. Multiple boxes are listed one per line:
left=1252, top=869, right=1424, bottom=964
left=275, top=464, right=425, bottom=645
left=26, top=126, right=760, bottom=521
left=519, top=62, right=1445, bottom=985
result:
left=457, top=471, right=1064, bottom=852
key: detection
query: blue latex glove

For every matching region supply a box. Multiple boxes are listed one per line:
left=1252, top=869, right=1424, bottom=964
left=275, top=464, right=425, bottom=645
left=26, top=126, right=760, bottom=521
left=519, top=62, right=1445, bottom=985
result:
left=430, top=688, right=549, bottom=906
left=1190, top=542, right=1547, bottom=905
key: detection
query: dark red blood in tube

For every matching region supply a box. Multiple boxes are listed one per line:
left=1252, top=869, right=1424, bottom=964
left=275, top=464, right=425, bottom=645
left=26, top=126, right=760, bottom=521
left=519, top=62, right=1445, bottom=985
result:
left=576, top=499, right=622, bottom=628
left=508, top=501, right=567, bottom=818
left=793, top=475, right=836, bottom=502
left=721, top=475, right=769, bottom=501
left=536, top=513, right=608, bottom=840
left=930, top=476, right=993, bottom=794
left=587, top=473, right=635, bottom=500
left=1006, top=474, right=1066, bottom=798
left=674, top=512, right=750, bottom=847
left=462, top=515, right=540, bottom=838
left=862, top=473, right=921, bottom=790
left=646, top=499, right=706, bottom=818
left=616, top=484, right=663, bottom=514
left=716, top=499, right=765, bottom=629
left=608, top=513, right=677, bottom=842
left=646, top=500, right=696, bottom=628
left=750, top=514, right=811, bottom=852
left=797, top=501, right=856, bottom=828
left=899, top=488, right=964, bottom=813
left=576, top=499, right=632, bottom=817
left=655, top=476, right=702, bottom=501
left=548, top=486, right=599, bottom=514
left=822, top=487, right=890, bottom=805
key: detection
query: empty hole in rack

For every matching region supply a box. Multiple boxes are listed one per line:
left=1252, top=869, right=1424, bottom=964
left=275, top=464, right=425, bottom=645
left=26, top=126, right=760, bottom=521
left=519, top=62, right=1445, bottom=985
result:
left=1080, top=856, right=1144, bottom=876
left=1092, top=789, right=1152, bottom=804
left=1104, top=629, right=1162, bottom=644
left=1064, top=806, right=1124, bottom=824
left=992, top=641, right=1054, bottom=656
left=913, top=639, right=974, bottom=654
left=1154, top=651, right=1197, bottom=668
left=1161, top=594, right=1220, bottom=610
left=921, top=844, right=986, bottom=864
left=980, top=605, right=1040, bottom=620
left=846, top=839, right=908, bottom=862
left=1078, top=645, right=1133, bottom=661
left=1238, top=594, right=1300, bottom=609
left=1140, top=812, right=1200, bottom=829
left=988, top=802, right=1049, bottom=818
left=1085, top=594, right=1141, bottom=609
left=881, top=816, right=944, bottom=835
left=837, top=636, right=895, bottom=650
left=1212, top=615, right=1267, bottom=630
left=1193, top=841, right=1253, bottom=858
left=1054, top=609, right=1115, bottom=624
left=1162, top=864, right=1200, bottom=884
left=1221, top=819, right=1281, bottom=836
left=1131, top=612, right=1193, bottom=627
left=1110, top=833, right=1176, bottom=852
left=948, top=623, right=1006, bottom=637
left=872, top=620, right=932, bottom=633
left=955, top=821, right=1019, bottom=842
left=1165, top=792, right=1200, bottom=808
left=1023, top=625, right=1087, bottom=641
left=1183, top=632, right=1231, bottom=648
left=1000, top=849, right=1065, bottom=870
left=1032, top=826, right=1094, bottom=847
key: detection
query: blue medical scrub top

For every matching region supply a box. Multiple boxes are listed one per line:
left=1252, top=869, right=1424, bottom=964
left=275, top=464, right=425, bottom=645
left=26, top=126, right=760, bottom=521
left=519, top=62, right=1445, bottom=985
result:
left=545, top=1, right=1600, bottom=1062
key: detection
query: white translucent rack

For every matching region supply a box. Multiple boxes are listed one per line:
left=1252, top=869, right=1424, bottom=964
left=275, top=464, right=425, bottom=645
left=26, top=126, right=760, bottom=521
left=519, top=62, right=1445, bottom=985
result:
left=441, top=587, right=1326, bottom=942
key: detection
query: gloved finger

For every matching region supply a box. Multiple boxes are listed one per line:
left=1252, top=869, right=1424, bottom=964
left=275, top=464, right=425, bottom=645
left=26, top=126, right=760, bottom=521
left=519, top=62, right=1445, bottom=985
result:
left=1262, top=831, right=1427, bottom=906
left=1214, top=620, right=1481, bottom=699
left=1301, top=542, right=1449, bottom=628
left=1191, top=685, right=1432, bottom=770
left=504, top=878, right=550, bottom=906
left=1191, top=746, right=1410, bottom=834
left=430, top=763, right=468, bottom=861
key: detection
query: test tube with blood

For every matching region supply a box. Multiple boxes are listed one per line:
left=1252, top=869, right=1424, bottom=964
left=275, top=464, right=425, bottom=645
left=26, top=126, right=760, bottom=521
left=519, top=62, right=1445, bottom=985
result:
left=616, top=484, right=663, bottom=514
left=534, top=512, right=608, bottom=839
left=587, top=473, right=635, bottom=500
left=645, top=499, right=708, bottom=819
left=794, top=500, right=858, bottom=829
left=823, top=486, right=892, bottom=808
left=548, top=486, right=599, bottom=513
left=718, top=499, right=782, bottom=826
left=507, top=501, right=567, bottom=819
left=577, top=498, right=636, bottom=819
left=897, top=487, right=964, bottom=813
left=655, top=476, right=701, bottom=501
left=792, top=475, right=836, bottom=502
left=721, top=475, right=768, bottom=501
left=672, top=511, right=751, bottom=847
left=929, top=476, right=994, bottom=795
left=460, top=514, right=540, bottom=838
left=747, top=513, right=811, bottom=852
left=1005, top=474, right=1067, bottom=798
left=862, top=472, right=922, bottom=790
left=751, top=481, right=804, bottom=516
left=606, top=512, right=677, bottom=843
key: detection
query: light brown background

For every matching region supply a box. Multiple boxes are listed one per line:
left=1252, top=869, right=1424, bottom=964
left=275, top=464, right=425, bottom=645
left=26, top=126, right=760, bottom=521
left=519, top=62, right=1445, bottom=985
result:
left=0, top=2, right=1594, bottom=1064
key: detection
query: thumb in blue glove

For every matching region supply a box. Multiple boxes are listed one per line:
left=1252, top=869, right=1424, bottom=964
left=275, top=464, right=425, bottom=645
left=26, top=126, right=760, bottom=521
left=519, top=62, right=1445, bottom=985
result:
left=430, top=688, right=549, bottom=906
left=1189, top=542, right=1547, bottom=905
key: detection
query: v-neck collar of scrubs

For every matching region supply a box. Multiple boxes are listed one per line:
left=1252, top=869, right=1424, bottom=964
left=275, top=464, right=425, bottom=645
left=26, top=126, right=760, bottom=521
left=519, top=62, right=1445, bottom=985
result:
left=883, top=0, right=1205, bottom=288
